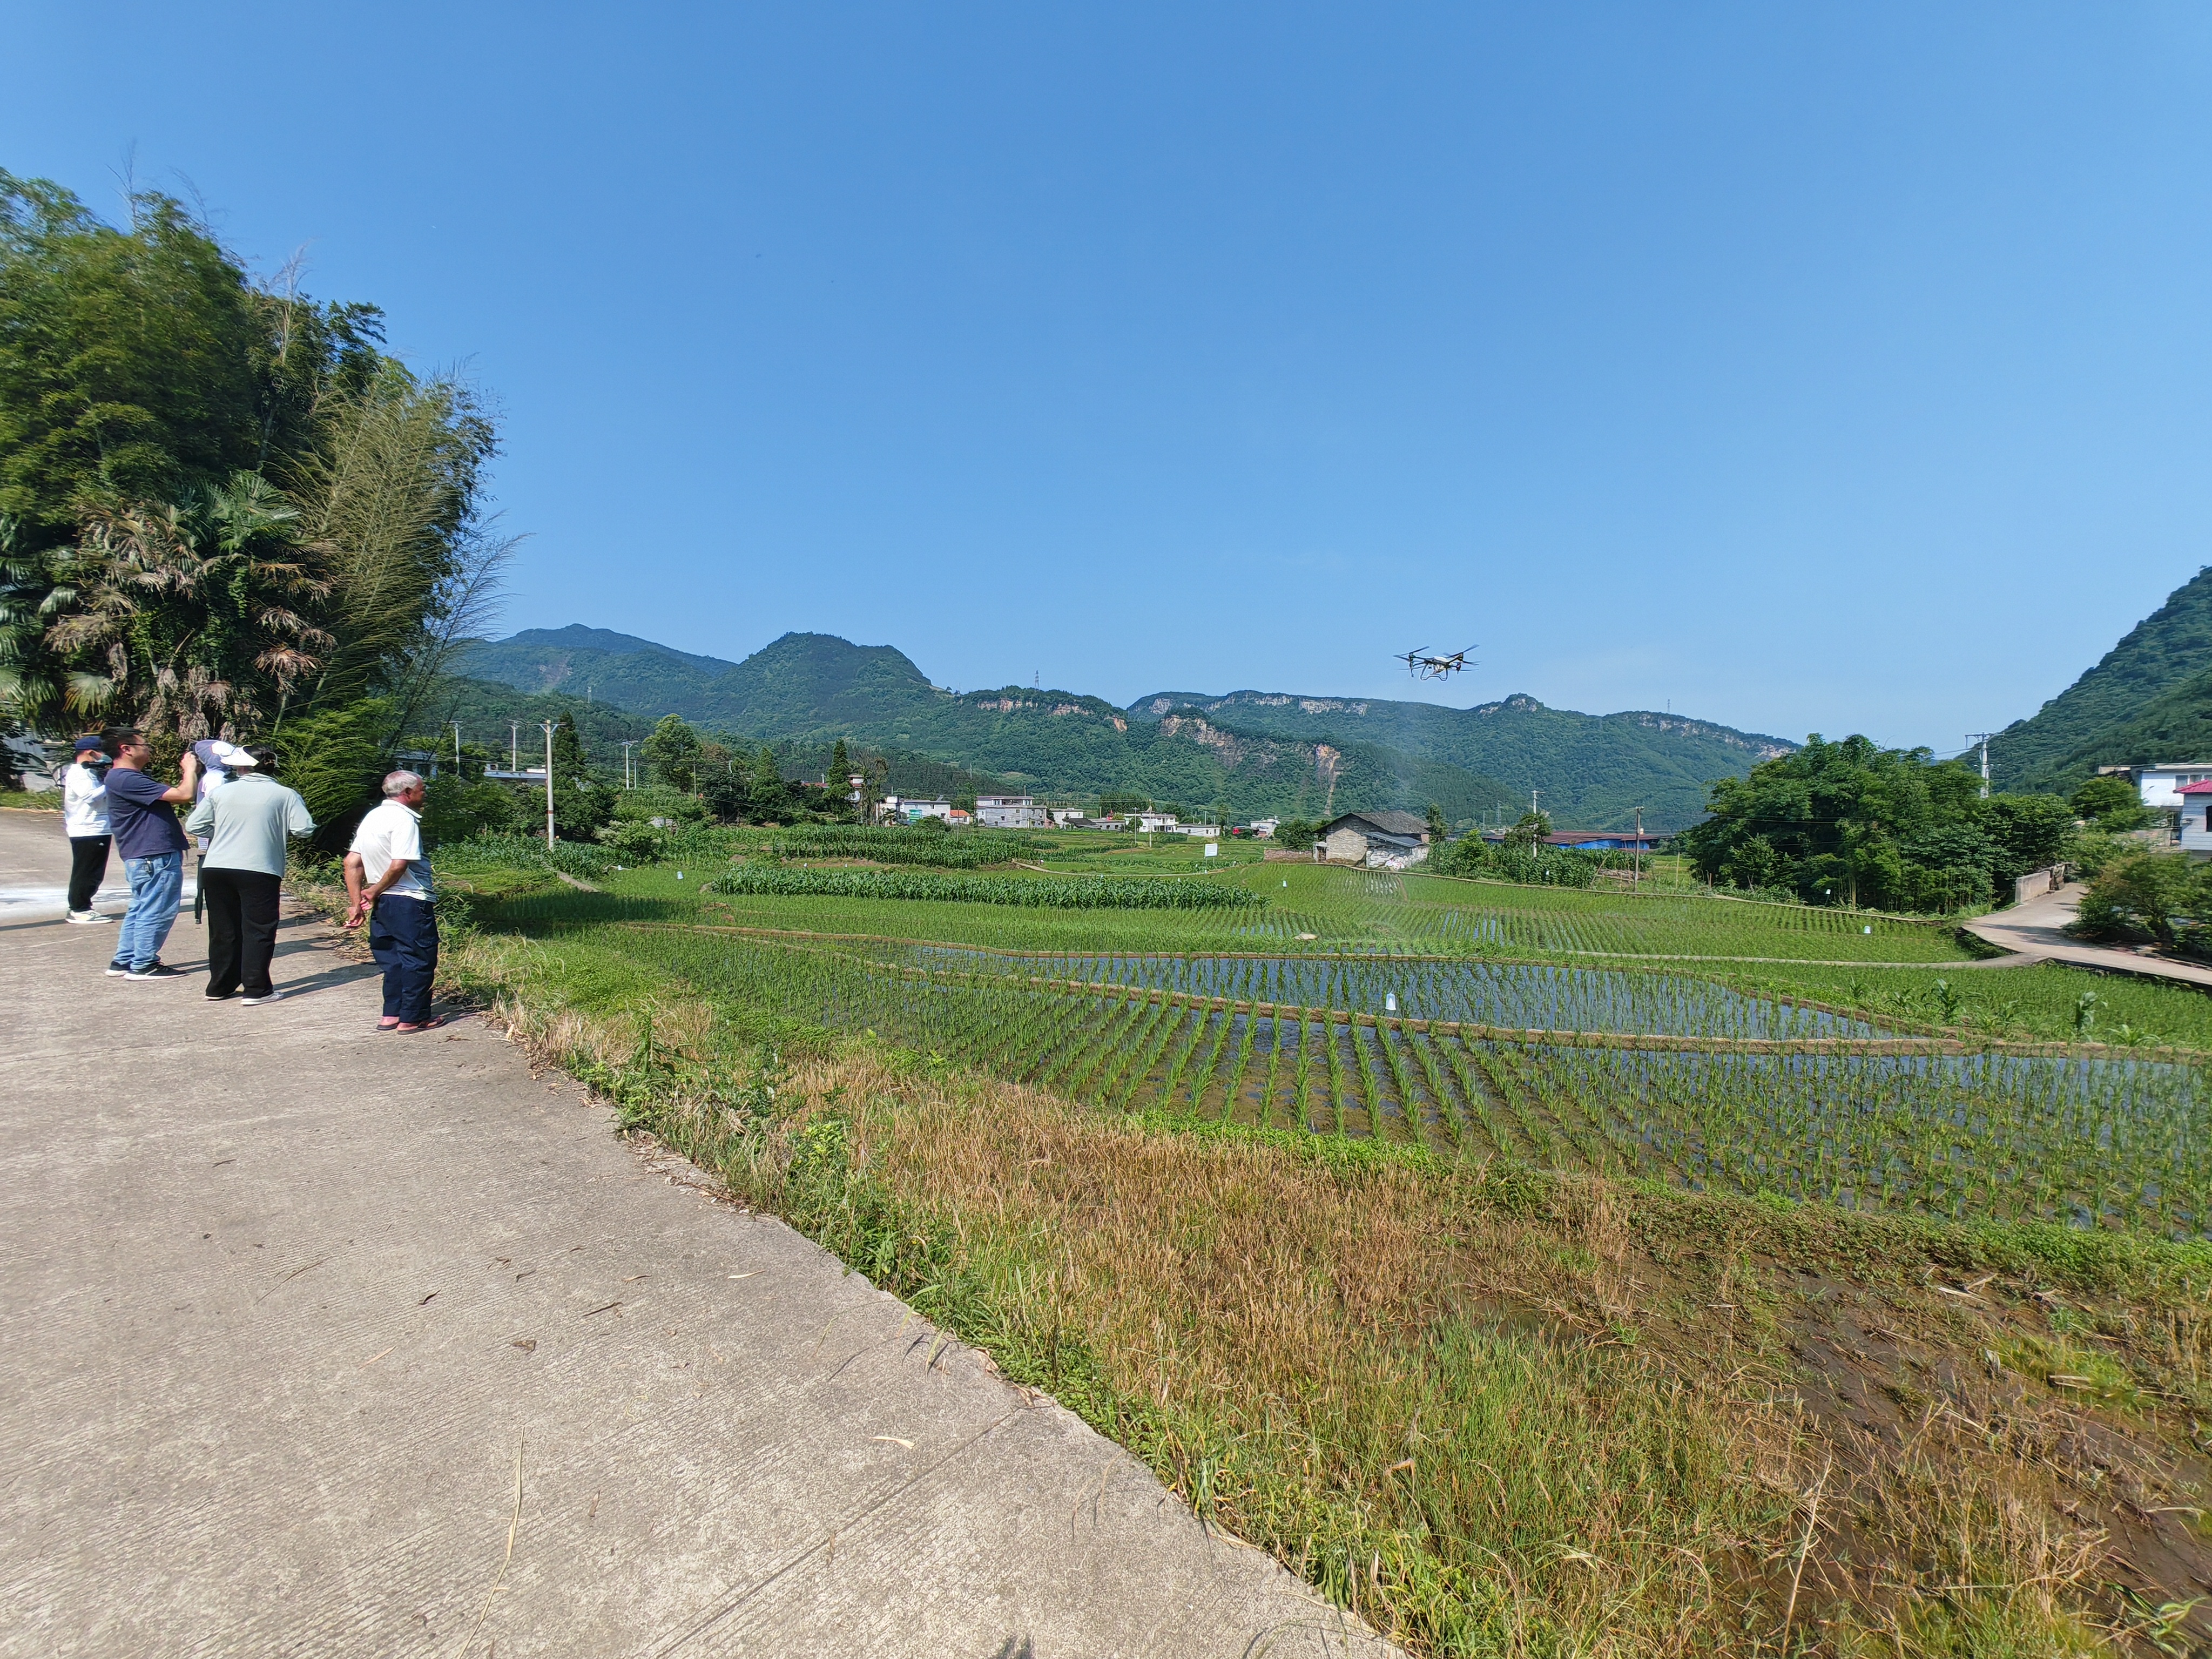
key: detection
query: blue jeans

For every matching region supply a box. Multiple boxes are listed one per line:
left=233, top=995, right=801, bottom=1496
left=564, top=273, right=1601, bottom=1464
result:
left=369, top=896, right=439, bottom=1023
left=116, top=850, right=185, bottom=971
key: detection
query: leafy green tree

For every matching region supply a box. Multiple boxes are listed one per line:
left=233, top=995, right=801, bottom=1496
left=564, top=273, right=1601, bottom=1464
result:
left=0, top=172, right=377, bottom=542
left=1098, top=791, right=1149, bottom=817
left=551, top=712, right=588, bottom=778
left=2071, top=848, right=2201, bottom=949
left=421, top=773, right=521, bottom=845
left=1680, top=734, right=2055, bottom=913
left=749, top=743, right=792, bottom=821
left=700, top=770, right=751, bottom=823
left=1425, top=801, right=1447, bottom=841
left=642, top=713, right=702, bottom=792
left=1980, top=793, right=2073, bottom=882
left=829, top=737, right=850, bottom=785
left=1503, top=811, right=1551, bottom=849
left=2070, top=775, right=2151, bottom=828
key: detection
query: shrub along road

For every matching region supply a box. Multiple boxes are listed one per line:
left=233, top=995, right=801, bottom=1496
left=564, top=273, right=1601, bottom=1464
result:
left=0, top=813, right=1389, bottom=1657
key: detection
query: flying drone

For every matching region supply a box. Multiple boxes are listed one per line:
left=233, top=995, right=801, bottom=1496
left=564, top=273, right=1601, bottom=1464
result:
left=1397, top=646, right=1475, bottom=682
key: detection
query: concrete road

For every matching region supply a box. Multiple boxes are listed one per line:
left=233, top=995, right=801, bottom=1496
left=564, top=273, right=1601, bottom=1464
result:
left=0, top=802, right=146, bottom=924
left=0, top=811, right=1390, bottom=1658
left=1965, top=879, right=2212, bottom=992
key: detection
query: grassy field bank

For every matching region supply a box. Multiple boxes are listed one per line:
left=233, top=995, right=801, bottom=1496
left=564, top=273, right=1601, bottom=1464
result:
left=395, top=873, right=2212, bottom=1657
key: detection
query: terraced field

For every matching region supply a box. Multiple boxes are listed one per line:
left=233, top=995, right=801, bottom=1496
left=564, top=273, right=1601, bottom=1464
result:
left=457, top=844, right=2209, bottom=1236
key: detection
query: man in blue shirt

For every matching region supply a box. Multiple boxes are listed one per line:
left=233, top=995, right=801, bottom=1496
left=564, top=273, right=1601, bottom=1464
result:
left=102, top=729, right=200, bottom=981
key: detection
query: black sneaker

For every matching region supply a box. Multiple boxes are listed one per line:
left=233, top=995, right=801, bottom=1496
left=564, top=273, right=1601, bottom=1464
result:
left=125, top=962, right=185, bottom=981
left=106, top=961, right=130, bottom=977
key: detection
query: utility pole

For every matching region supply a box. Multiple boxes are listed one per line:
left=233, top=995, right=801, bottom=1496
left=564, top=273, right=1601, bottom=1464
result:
left=1633, top=806, right=1643, bottom=892
left=619, top=740, right=636, bottom=789
left=1966, top=733, right=1993, bottom=799
left=451, top=721, right=463, bottom=779
left=509, top=721, right=520, bottom=773
left=1530, top=788, right=1541, bottom=820
left=543, top=721, right=556, bottom=849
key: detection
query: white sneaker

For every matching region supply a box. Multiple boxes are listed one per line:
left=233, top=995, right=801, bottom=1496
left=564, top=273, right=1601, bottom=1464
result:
left=68, top=909, right=112, bottom=923
left=240, top=989, right=286, bottom=1006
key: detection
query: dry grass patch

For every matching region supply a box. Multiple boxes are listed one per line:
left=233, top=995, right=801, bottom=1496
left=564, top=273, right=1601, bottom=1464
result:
left=427, top=921, right=2212, bottom=1656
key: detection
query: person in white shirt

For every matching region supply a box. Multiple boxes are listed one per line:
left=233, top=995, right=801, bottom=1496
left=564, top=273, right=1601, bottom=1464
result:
left=344, top=770, right=441, bottom=1032
left=60, top=734, right=113, bottom=925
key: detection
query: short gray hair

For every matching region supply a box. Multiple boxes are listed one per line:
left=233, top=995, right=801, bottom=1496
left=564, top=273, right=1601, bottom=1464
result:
left=382, top=770, right=425, bottom=797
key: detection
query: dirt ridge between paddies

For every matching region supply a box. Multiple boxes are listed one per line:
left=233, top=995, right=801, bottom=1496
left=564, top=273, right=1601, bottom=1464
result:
left=609, top=921, right=2211, bottom=1062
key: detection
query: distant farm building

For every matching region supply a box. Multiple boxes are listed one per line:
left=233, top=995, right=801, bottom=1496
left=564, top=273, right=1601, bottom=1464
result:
left=1544, top=831, right=1663, bottom=853
left=975, top=794, right=1050, bottom=828
left=1319, top=810, right=1433, bottom=870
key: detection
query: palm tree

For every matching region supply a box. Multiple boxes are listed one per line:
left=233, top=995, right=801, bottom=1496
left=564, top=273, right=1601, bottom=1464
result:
left=41, top=472, right=333, bottom=740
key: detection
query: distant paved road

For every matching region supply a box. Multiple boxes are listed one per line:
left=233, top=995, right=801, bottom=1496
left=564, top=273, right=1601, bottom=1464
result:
left=1964, top=880, right=2212, bottom=992
left=0, top=810, right=1388, bottom=1658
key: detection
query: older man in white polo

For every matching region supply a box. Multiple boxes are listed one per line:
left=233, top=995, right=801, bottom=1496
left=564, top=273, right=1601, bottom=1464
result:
left=344, top=770, right=441, bottom=1032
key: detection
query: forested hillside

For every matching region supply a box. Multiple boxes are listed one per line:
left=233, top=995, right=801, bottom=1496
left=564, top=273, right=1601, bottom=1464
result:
left=1986, top=566, right=2212, bottom=791
left=1130, top=689, right=1792, bottom=828
left=462, top=626, right=1783, bottom=826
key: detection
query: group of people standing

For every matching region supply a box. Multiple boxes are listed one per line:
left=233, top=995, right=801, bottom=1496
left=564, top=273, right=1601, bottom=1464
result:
left=58, top=733, right=444, bottom=1030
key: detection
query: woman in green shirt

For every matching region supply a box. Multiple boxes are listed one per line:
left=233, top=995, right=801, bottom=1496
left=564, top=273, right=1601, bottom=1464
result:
left=184, top=748, right=316, bottom=1004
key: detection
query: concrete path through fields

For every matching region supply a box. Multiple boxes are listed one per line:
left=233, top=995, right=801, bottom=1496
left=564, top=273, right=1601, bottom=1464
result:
left=0, top=804, right=186, bottom=925
left=1964, top=880, right=2212, bottom=993
left=0, top=811, right=1390, bottom=1658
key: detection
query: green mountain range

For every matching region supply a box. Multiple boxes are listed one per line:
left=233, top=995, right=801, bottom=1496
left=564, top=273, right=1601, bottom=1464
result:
left=1986, top=567, right=2212, bottom=793
left=456, top=625, right=1797, bottom=827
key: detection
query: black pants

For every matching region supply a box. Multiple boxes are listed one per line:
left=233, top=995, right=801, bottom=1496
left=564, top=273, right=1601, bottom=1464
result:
left=202, top=867, right=284, bottom=998
left=369, top=896, right=439, bottom=1023
left=68, top=835, right=110, bottom=913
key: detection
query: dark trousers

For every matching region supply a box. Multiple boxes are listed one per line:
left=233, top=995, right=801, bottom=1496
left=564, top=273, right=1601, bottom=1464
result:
left=369, top=896, right=439, bottom=1023
left=68, top=835, right=110, bottom=912
left=202, top=867, right=284, bottom=997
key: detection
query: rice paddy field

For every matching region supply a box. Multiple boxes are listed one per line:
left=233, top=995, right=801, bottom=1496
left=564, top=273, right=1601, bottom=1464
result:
left=457, top=842, right=2212, bottom=1238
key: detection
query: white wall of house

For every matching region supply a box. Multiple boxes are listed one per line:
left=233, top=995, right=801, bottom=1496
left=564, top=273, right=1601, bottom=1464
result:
left=2137, top=764, right=2212, bottom=809
left=1172, top=824, right=1220, bottom=839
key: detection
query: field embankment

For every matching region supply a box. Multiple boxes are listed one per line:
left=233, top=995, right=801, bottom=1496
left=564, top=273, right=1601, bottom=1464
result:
left=345, top=840, right=2212, bottom=1657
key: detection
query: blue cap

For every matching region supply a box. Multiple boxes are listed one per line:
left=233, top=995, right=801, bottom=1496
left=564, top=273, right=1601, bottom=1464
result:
left=73, top=736, right=105, bottom=753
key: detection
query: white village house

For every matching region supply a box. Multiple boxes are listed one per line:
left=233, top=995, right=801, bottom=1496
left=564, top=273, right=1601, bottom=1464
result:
left=975, top=794, right=1050, bottom=828
left=2130, top=763, right=2212, bottom=811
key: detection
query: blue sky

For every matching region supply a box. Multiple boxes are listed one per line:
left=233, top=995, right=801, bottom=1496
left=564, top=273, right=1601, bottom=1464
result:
left=9, top=4, right=2211, bottom=751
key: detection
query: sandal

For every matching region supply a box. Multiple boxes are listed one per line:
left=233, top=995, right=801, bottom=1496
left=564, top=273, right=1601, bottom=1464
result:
left=396, top=1015, right=448, bottom=1033
left=377, top=1017, right=401, bottom=1030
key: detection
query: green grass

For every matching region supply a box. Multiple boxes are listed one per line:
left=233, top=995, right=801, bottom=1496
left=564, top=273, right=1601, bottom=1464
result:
left=544, top=857, right=1984, bottom=963
left=1701, top=960, right=2212, bottom=1050
left=420, top=838, right=2212, bottom=1657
